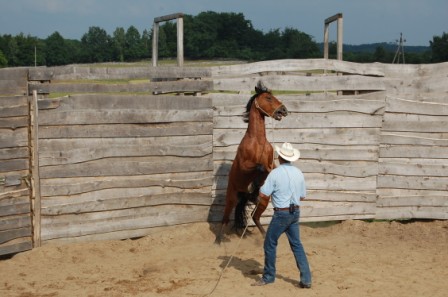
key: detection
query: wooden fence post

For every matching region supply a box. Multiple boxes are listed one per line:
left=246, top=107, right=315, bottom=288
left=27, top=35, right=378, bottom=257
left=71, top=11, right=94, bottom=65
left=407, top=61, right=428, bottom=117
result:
left=30, top=90, right=41, bottom=247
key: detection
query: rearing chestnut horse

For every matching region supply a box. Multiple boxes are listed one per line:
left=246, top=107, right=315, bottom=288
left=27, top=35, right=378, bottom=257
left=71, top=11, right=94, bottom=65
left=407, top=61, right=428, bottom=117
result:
left=215, top=81, right=288, bottom=244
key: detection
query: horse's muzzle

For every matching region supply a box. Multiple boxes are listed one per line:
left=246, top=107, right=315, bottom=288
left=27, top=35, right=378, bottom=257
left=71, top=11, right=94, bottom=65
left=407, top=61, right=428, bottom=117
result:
left=274, top=105, right=288, bottom=120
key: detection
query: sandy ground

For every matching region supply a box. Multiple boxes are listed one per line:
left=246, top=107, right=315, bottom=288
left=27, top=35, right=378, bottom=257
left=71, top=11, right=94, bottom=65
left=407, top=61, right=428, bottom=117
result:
left=1, top=220, right=447, bottom=297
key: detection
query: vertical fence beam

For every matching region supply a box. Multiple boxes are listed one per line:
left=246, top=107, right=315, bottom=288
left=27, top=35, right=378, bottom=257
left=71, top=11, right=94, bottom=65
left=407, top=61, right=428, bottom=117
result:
left=152, top=12, right=184, bottom=67
left=324, top=13, right=343, bottom=60
left=152, top=22, right=159, bottom=67
left=30, top=90, right=41, bottom=247
left=177, top=17, right=184, bottom=67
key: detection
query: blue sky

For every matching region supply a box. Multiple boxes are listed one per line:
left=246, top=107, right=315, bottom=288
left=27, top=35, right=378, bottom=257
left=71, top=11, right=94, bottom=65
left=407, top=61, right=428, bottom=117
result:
left=1, top=0, right=446, bottom=46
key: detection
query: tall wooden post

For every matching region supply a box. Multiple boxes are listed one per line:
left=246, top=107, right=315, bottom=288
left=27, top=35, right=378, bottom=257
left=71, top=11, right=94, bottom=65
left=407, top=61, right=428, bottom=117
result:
left=324, top=13, right=343, bottom=60
left=152, top=22, right=159, bottom=67
left=177, top=17, right=184, bottom=67
left=30, top=90, right=41, bottom=247
left=152, top=13, right=184, bottom=67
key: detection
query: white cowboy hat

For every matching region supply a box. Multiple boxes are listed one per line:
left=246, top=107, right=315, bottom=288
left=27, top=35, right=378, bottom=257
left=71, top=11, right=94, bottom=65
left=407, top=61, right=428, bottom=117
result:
left=275, top=142, right=300, bottom=162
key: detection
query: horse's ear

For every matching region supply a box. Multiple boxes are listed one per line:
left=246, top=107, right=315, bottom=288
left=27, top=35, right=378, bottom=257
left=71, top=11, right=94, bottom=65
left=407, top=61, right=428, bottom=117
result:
left=255, top=80, right=270, bottom=94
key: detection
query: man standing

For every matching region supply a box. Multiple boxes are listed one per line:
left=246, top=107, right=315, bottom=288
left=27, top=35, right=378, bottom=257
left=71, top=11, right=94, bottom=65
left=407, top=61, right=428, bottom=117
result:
left=252, top=142, right=312, bottom=288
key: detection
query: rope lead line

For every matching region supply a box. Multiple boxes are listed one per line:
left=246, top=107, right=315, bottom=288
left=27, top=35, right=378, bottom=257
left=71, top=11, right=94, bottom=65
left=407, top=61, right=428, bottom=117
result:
left=203, top=202, right=260, bottom=297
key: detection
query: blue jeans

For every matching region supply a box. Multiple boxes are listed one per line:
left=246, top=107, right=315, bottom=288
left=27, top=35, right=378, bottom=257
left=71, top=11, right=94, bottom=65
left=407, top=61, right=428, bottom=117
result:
left=262, top=209, right=312, bottom=285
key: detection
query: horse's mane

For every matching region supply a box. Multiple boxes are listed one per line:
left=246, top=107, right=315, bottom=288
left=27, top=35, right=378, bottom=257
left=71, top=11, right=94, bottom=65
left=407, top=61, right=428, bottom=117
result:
left=242, top=91, right=270, bottom=123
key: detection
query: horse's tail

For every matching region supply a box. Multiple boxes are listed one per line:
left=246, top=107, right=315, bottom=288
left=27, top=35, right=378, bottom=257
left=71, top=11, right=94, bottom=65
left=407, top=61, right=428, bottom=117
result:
left=235, top=192, right=249, bottom=229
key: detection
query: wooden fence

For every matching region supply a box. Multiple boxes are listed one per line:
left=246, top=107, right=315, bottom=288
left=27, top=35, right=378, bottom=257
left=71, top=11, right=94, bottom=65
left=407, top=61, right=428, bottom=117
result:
left=0, top=59, right=447, bottom=255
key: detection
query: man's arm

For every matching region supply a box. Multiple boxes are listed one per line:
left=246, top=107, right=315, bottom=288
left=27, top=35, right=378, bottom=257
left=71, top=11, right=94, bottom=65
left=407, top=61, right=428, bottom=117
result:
left=258, top=192, right=270, bottom=208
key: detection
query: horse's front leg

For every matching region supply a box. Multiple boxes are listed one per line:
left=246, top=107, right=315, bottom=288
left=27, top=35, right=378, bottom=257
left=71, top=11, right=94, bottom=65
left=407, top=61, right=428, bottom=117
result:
left=251, top=194, right=270, bottom=236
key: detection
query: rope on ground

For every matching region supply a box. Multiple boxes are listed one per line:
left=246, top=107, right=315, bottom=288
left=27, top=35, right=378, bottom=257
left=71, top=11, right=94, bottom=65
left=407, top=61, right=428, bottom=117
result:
left=203, top=203, right=259, bottom=297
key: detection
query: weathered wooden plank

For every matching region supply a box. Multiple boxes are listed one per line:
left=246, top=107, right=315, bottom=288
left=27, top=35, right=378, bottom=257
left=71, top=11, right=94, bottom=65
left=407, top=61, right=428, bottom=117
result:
left=214, top=173, right=377, bottom=192
left=381, top=61, right=448, bottom=78
left=306, top=190, right=376, bottom=202
left=38, top=135, right=212, bottom=166
left=380, top=132, right=448, bottom=146
left=215, top=98, right=386, bottom=116
left=41, top=204, right=210, bottom=240
left=30, top=65, right=212, bottom=80
left=213, top=188, right=376, bottom=203
left=375, top=206, right=448, bottom=220
left=0, top=199, right=30, bottom=216
left=213, top=75, right=386, bottom=92
left=38, top=94, right=212, bottom=111
left=0, top=147, right=29, bottom=160
left=0, top=80, right=27, bottom=96
left=213, top=128, right=381, bottom=147
left=378, top=160, right=448, bottom=176
left=379, top=145, right=448, bottom=159
left=0, top=214, right=31, bottom=232
left=212, top=91, right=386, bottom=106
left=42, top=184, right=209, bottom=206
left=210, top=59, right=386, bottom=77
left=39, top=122, right=212, bottom=139
left=40, top=80, right=213, bottom=94
left=0, top=96, right=28, bottom=117
left=0, top=187, right=29, bottom=199
left=42, top=192, right=212, bottom=215
left=0, top=68, right=28, bottom=80
left=147, top=66, right=211, bottom=79
left=0, top=240, right=32, bottom=256
left=41, top=172, right=212, bottom=197
left=0, top=159, right=28, bottom=173
left=376, top=188, right=447, bottom=197
left=386, top=75, right=448, bottom=94
left=215, top=113, right=383, bottom=129
left=0, top=116, right=29, bottom=129
left=382, top=113, right=448, bottom=133
left=215, top=160, right=378, bottom=178
left=386, top=96, right=448, bottom=116
left=377, top=175, right=448, bottom=191
left=307, top=174, right=377, bottom=191
left=377, top=196, right=448, bottom=207
left=0, top=226, right=32, bottom=244
left=38, top=109, right=213, bottom=125
left=297, top=201, right=376, bottom=218
left=39, top=155, right=213, bottom=178
left=214, top=144, right=379, bottom=162
left=0, top=128, right=28, bottom=148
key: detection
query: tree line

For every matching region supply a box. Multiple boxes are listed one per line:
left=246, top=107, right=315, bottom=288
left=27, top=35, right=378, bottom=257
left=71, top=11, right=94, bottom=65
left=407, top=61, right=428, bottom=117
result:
left=0, top=11, right=446, bottom=68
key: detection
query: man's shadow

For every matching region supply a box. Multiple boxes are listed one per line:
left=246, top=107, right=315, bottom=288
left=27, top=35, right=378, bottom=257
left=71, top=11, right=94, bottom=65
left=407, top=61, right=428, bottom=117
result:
left=217, top=255, right=299, bottom=286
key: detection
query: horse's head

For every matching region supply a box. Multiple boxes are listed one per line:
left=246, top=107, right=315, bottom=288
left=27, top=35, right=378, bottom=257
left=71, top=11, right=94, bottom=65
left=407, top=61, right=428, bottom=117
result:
left=243, top=81, right=288, bottom=122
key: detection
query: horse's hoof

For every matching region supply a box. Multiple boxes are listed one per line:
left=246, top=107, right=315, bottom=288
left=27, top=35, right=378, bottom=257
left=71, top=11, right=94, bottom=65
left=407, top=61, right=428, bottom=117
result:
left=214, top=236, right=222, bottom=245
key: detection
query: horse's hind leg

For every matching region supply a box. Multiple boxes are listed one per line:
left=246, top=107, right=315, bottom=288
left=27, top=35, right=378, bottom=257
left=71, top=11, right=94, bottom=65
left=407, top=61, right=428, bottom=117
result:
left=215, top=186, right=238, bottom=244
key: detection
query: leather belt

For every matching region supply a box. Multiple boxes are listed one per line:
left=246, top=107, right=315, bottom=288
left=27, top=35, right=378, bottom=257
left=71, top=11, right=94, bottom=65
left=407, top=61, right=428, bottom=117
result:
left=273, top=206, right=300, bottom=211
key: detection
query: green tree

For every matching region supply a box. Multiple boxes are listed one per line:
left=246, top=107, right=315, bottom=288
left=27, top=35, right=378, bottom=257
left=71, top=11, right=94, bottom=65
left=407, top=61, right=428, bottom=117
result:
left=80, top=26, right=112, bottom=63
left=373, top=45, right=387, bottom=62
left=430, top=32, right=448, bottom=62
left=45, top=31, right=68, bottom=66
left=125, top=26, right=144, bottom=61
left=0, top=50, right=7, bottom=67
left=184, top=12, right=219, bottom=59
left=113, top=27, right=126, bottom=62
left=141, top=29, right=151, bottom=59
left=282, top=27, right=319, bottom=59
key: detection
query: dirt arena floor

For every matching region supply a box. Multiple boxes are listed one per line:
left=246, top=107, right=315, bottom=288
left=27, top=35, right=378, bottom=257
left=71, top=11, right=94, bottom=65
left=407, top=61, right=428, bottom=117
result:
left=1, top=220, right=447, bottom=297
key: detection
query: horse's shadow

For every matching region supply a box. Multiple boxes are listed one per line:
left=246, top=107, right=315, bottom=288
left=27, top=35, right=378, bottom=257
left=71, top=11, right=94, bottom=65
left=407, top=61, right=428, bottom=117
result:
left=207, top=162, right=230, bottom=238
